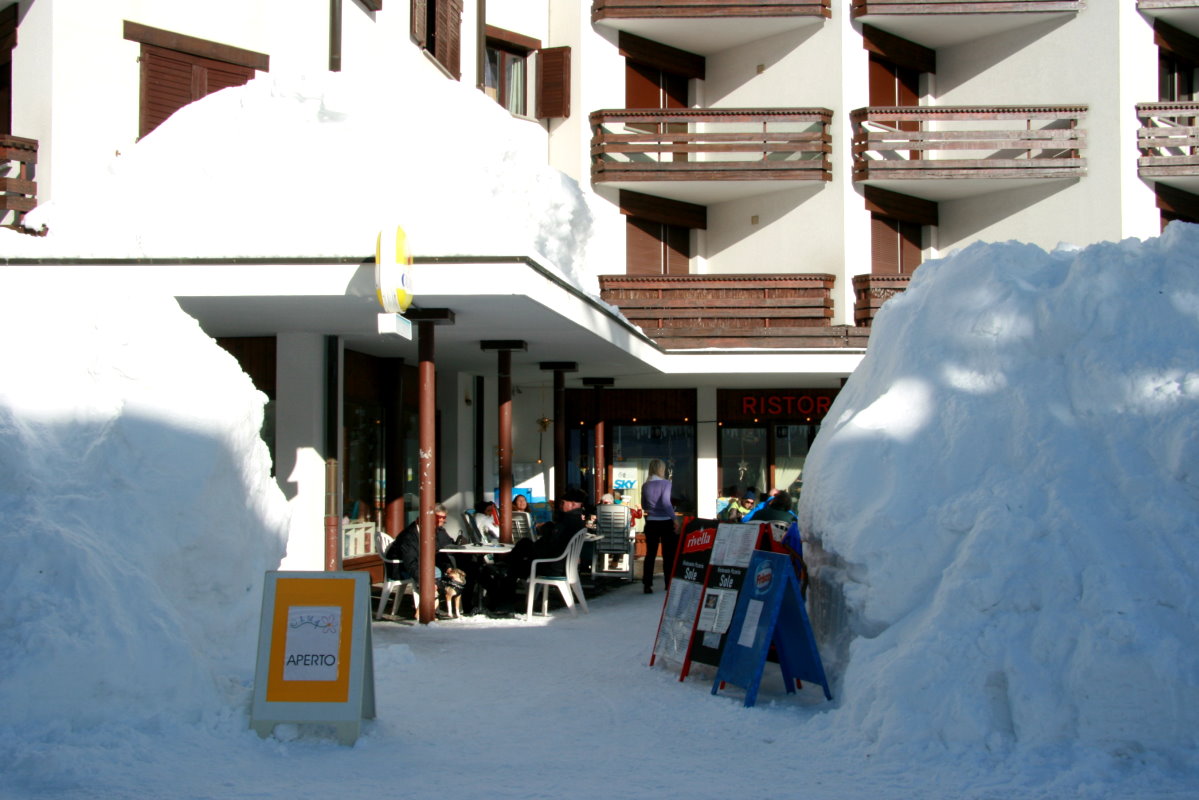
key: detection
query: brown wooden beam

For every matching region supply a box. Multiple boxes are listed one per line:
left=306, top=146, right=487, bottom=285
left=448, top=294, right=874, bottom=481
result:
left=618, top=30, right=705, bottom=79
left=862, top=23, right=935, bottom=74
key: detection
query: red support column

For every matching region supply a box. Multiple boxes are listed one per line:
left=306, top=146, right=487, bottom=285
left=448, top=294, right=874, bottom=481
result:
left=417, top=320, right=437, bottom=624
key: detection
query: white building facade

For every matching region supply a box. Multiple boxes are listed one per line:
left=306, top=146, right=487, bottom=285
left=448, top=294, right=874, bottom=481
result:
left=3, top=0, right=1194, bottom=574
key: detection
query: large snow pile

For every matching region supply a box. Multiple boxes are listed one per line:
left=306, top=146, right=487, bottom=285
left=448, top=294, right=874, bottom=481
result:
left=800, top=223, right=1199, bottom=758
left=0, top=275, right=288, bottom=736
left=2, top=46, right=599, bottom=284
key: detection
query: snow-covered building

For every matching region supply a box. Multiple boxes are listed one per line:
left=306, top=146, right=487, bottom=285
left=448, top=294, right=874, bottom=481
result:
left=1, top=0, right=1192, bottom=573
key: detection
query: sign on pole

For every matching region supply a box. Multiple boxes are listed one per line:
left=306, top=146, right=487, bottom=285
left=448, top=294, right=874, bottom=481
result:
left=250, top=571, right=376, bottom=745
left=712, top=550, right=832, bottom=707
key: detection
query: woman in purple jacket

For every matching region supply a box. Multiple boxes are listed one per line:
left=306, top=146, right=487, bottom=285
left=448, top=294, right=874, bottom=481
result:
left=640, top=458, right=678, bottom=594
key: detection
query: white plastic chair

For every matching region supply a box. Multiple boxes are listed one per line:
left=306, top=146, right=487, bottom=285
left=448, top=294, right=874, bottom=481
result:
left=525, top=530, right=590, bottom=618
left=374, top=529, right=419, bottom=619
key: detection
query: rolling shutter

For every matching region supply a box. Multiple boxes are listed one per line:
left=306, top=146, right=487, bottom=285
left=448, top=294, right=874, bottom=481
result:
left=870, top=213, right=921, bottom=276
left=627, top=217, right=690, bottom=276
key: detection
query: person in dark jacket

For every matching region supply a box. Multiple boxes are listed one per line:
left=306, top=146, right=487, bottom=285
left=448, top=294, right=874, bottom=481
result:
left=384, top=503, right=456, bottom=589
left=750, top=490, right=796, bottom=523
left=479, top=487, right=590, bottom=614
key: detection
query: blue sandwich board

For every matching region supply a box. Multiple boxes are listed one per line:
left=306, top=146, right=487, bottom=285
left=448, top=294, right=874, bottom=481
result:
left=712, top=550, right=832, bottom=707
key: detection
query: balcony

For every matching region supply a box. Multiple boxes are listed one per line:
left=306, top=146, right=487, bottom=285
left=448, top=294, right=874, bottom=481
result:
left=852, top=273, right=911, bottom=327
left=592, top=1, right=829, bottom=55
left=598, top=273, right=870, bottom=349
left=851, top=0, right=1082, bottom=48
left=1138, top=1, right=1199, bottom=39
left=1137, top=102, right=1199, bottom=193
left=591, top=108, right=832, bottom=204
left=1, top=135, right=38, bottom=228
left=850, top=105, right=1087, bottom=201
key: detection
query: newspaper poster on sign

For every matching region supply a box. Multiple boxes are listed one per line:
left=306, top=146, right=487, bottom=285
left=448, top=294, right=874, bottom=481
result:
left=283, top=606, right=341, bottom=681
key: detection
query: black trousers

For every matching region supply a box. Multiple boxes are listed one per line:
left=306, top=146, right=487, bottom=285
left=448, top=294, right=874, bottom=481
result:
left=642, top=518, right=678, bottom=589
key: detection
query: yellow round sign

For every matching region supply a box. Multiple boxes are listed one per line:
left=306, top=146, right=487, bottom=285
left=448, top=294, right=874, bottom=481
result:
left=375, top=226, right=414, bottom=313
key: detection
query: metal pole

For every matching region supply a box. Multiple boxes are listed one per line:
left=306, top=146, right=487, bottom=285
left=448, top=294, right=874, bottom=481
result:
left=554, top=369, right=566, bottom=510
left=498, top=349, right=513, bottom=544
left=324, top=457, right=340, bottom=571
left=417, top=321, right=436, bottom=624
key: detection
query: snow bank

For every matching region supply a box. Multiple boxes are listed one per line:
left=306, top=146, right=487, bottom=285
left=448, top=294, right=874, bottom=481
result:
left=2, top=46, right=598, bottom=285
left=0, top=274, right=288, bottom=735
left=800, top=223, right=1199, bottom=757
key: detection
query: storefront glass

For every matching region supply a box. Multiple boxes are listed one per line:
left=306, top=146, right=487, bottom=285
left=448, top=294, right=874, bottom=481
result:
left=567, top=423, right=696, bottom=514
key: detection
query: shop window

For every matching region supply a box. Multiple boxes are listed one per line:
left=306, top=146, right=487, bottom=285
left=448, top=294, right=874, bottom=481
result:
left=568, top=424, right=696, bottom=515
left=719, top=423, right=818, bottom=508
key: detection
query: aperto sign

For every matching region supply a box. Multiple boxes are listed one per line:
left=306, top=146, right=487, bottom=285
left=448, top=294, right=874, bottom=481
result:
left=717, top=389, right=839, bottom=423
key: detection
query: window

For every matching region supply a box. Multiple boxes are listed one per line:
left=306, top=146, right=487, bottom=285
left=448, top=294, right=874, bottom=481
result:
left=627, top=217, right=690, bottom=275
left=483, top=26, right=540, bottom=115
left=412, top=0, right=463, bottom=79
left=0, top=4, right=14, bottom=136
left=124, top=22, right=268, bottom=139
left=620, top=190, right=706, bottom=276
left=865, top=187, right=937, bottom=277
left=485, top=45, right=525, bottom=114
left=871, top=213, right=922, bottom=276
left=1160, top=51, right=1197, bottom=102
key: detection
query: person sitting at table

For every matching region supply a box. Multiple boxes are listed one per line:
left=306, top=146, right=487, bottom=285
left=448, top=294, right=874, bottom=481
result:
left=479, top=487, right=589, bottom=614
left=385, top=503, right=457, bottom=600
left=472, top=499, right=501, bottom=543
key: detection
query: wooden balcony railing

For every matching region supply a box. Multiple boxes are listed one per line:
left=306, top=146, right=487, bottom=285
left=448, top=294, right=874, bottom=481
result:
left=1136, top=102, right=1199, bottom=178
left=852, top=274, right=911, bottom=327
left=1, top=135, right=38, bottom=227
left=591, top=108, right=832, bottom=183
left=599, top=273, right=869, bottom=349
left=850, top=106, right=1087, bottom=182
left=594, top=0, right=830, bottom=18
left=852, top=0, right=1081, bottom=14
left=1138, top=0, right=1199, bottom=10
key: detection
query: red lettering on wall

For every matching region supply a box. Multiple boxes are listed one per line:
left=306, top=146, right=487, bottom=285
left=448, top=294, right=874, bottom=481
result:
left=742, top=397, right=759, bottom=415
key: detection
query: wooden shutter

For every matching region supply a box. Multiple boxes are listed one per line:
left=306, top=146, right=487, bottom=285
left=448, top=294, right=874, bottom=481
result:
left=0, top=4, right=14, bottom=136
left=432, top=0, right=462, bottom=79
left=141, top=46, right=196, bottom=138
left=140, top=44, right=255, bottom=138
left=411, top=0, right=428, bottom=48
left=536, top=46, right=570, bottom=119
